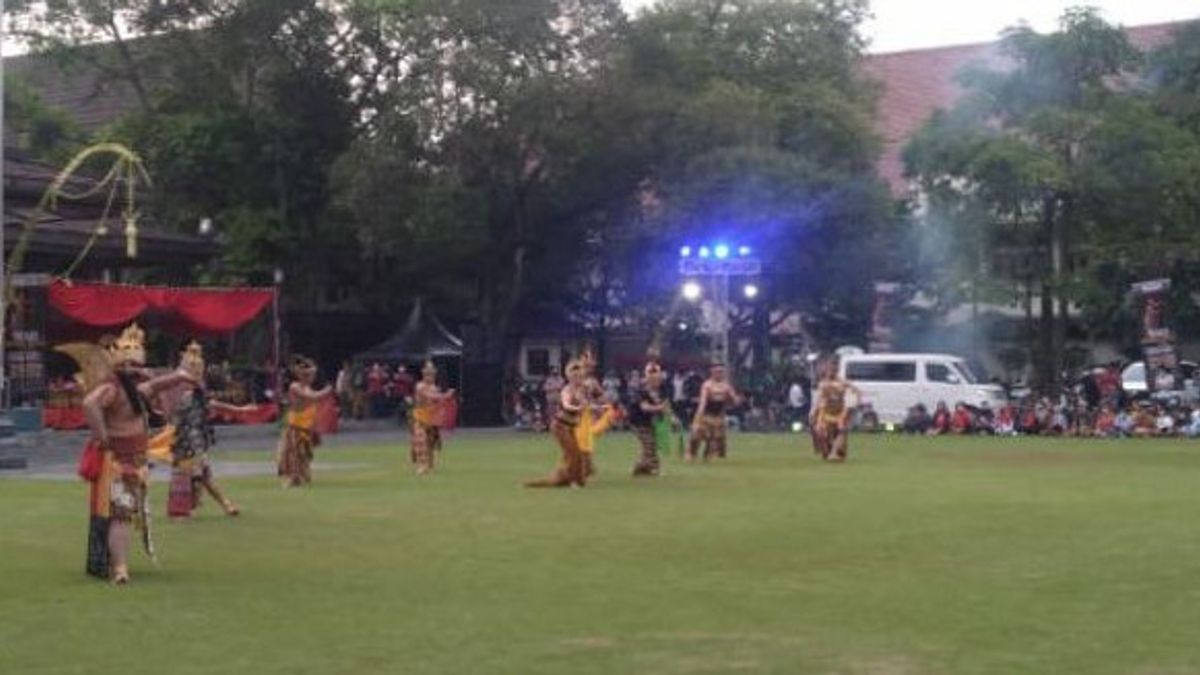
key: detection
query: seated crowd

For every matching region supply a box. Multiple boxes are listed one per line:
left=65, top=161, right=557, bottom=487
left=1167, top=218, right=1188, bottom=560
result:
left=899, top=398, right=1200, bottom=438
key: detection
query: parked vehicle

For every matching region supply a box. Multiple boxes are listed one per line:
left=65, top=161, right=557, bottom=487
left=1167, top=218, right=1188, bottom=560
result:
left=839, top=353, right=1007, bottom=424
left=1121, top=360, right=1199, bottom=403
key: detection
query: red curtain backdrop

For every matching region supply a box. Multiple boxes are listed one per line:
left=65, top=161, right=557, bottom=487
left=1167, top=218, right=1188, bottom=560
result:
left=49, top=280, right=274, bottom=334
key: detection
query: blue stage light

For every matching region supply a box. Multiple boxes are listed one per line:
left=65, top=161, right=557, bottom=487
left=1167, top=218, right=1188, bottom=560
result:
left=699, top=246, right=711, bottom=259
left=738, top=246, right=751, bottom=256
left=714, top=244, right=730, bottom=259
left=680, top=246, right=692, bottom=258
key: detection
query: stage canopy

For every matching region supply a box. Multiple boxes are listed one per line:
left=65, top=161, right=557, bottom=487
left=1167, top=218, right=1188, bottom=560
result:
left=48, top=279, right=274, bottom=334
left=355, top=299, right=462, bottom=363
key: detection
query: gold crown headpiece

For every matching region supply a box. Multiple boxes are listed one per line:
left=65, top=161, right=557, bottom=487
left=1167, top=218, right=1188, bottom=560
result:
left=111, top=323, right=145, bottom=352
left=182, top=340, right=204, bottom=359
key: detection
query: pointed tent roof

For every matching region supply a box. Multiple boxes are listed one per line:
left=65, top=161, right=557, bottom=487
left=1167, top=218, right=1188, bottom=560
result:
left=354, top=299, right=463, bottom=362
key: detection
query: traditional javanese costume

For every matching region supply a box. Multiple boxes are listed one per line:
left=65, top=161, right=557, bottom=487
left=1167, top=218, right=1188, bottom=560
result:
left=527, top=362, right=588, bottom=488
left=62, top=324, right=157, bottom=580
left=81, top=430, right=151, bottom=578
left=630, top=363, right=667, bottom=477
left=278, top=403, right=319, bottom=486
left=688, top=394, right=730, bottom=460
left=411, top=403, right=442, bottom=471
left=410, top=362, right=448, bottom=474
left=165, top=388, right=217, bottom=517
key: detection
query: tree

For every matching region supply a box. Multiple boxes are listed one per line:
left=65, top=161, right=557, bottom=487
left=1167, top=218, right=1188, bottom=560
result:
left=621, top=0, right=896, bottom=350
left=905, top=8, right=1200, bottom=387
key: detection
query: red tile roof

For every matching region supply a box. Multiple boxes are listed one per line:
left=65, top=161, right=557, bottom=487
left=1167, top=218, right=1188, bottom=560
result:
left=863, top=21, right=1191, bottom=196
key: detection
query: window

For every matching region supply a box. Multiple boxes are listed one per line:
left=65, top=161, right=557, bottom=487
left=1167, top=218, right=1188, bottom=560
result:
left=926, top=363, right=961, bottom=384
left=845, top=361, right=916, bottom=383
left=526, top=349, right=551, bottom=377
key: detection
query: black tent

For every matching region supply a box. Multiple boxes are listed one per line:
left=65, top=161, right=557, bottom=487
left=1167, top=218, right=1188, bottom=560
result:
left=354, top=299, right=463, bottom=363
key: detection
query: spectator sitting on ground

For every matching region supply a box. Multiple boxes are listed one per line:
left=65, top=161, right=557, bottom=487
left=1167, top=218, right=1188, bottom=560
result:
left=1132, top=404, right=1157, bottom=438
left=950, top=402, right=973, bottom=434
left=974, top=401, right=996, bottom=434
left=1017, top=402, right=1040, bottom=435
left=1156, top=405, right=1177, bottom=437
left=902, top=404, right=931, bottom=434
left=1184, top=405, right=1200, bottom=438
left=1114, top=407, right=1135, bottom=437
left=994, top=403, right=1016, bottom=436
left=930, top=401, right=952, bottom=436
left=857, top=403, right=881, bottom=432
left=1094, top=406, right=1117, bottom=438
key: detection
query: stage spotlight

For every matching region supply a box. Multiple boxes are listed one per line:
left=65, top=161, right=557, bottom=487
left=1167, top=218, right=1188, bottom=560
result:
left=699, top=247, right=711, bottom=259
left=682, top=281, right=702, bottom=301
left=678, top=322, right=689, bottom=331
left=680, top=246, right=692, bottom=258
left=743, top=283, right=759, bottom=300
left=714, top=244, right=730, bottom=259
left=738, top=245, right=751, bottom=256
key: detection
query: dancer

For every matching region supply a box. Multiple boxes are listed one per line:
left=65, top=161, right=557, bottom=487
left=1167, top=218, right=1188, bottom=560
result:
left=526, top=359, right=588, bottom=488
left=630, top=361, right=670, bottom=477
left=411, top=360, right=456, bottom=475
left=810, top=358, right=862, bottom=462
left=277, top=356, right=333, bottom=488
left=687, top=362, right=741, bottom=461
left=575, top=348, right=618, bottom=477
left=162, top=341, right=243, bottom=518
left=70, top=324, right=195, bottom=584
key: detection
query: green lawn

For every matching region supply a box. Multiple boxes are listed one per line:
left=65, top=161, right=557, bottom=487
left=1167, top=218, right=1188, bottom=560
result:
left=4, top=432, right=1200, bottom=674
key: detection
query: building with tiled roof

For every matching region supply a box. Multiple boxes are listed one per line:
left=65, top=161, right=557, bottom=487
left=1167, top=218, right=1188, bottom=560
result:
left=863, top=21, right=1190, bottom=197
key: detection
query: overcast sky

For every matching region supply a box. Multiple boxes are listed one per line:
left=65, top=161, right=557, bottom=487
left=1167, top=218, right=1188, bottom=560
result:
left=621, top=0, right=1199, bottom=53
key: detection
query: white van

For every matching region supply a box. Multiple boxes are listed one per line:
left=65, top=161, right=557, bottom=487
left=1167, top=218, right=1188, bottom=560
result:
left=838, top=353, right=1006, bottom=424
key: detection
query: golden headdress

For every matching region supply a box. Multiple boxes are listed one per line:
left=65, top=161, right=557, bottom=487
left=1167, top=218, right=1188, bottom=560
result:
left=290, top=355, right=317, bottom=375
left=180, top=340, right=205, bottom=378
left=107, top=323, right=146, bottom=367
left=422, top=359, right=437, bottom=377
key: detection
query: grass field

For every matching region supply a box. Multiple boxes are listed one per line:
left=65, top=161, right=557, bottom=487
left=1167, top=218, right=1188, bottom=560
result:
left=4, top=432, right=1200, bottom=675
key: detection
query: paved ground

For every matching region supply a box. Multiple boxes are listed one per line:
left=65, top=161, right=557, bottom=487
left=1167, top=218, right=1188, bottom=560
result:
left=0, top=419, right=529, bottom=479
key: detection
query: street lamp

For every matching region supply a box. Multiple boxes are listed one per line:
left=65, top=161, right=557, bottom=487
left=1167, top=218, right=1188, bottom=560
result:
left=681, top=281, right=702, bottom=302
left=198, top=217, right=214, bottom=237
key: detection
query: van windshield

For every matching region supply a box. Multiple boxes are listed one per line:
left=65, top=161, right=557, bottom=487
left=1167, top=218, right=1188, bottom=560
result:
left=953, top=361, right=980, bottom=385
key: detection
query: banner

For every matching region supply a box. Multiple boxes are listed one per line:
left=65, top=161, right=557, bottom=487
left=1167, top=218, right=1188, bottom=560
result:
left=1131, top=278, right=1175, bottom=391
left=48, top=280, right=274, bottom=334
left=869, top=282, right=899, bottom=353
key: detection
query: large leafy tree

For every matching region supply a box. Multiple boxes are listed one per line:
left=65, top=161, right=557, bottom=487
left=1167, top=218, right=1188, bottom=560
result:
left=905, top=9, right=1200, bottom=386
left=621, top=0, right=896, bottom=351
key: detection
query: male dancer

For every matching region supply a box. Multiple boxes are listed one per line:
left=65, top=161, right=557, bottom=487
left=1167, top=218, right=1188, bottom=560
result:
left=810, top=358, right=862, bottom=462
left=277, top=356, right=333, bottom=487
left=630, top=361, right=670, bottom=477
left=163, top=341, right=243, bottom=518
left=687, top=362, right=741, bottom=461
left=411, top=360, right=456, bottom=475
left=78, top=324, right=195, bottom=584
left=526, top=359, right=588, bottom=488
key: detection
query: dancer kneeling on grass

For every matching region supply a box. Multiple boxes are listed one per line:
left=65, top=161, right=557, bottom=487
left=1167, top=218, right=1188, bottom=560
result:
left=810, top=358, right=862, bottom=462
left=630, top=361, right=670, bottom=477
left=526, top=359, right=588, bottom=488
left=411, top=360, right=456, bottom=475
left=277, top=356, right=333, bottom=488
